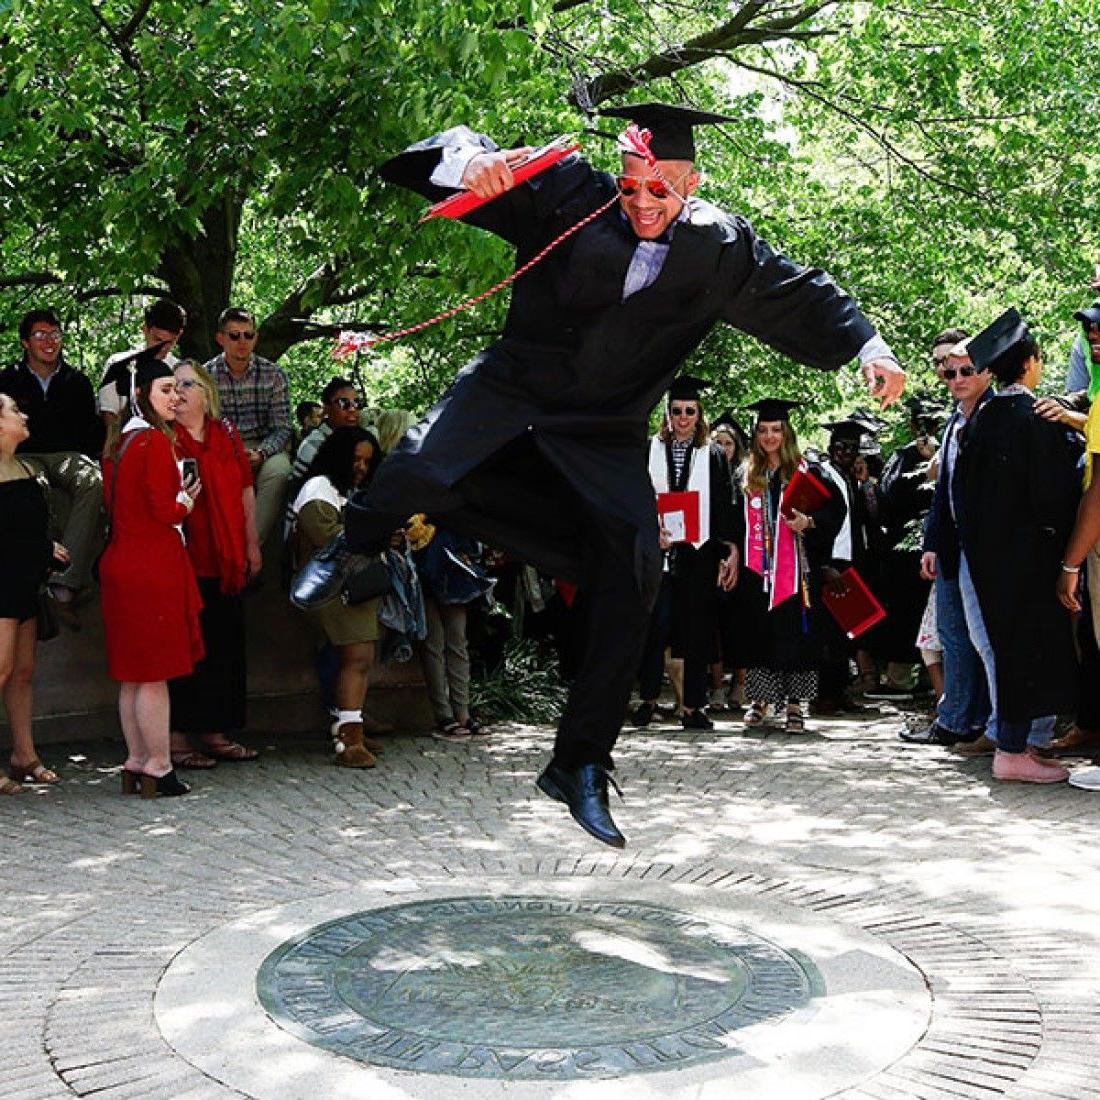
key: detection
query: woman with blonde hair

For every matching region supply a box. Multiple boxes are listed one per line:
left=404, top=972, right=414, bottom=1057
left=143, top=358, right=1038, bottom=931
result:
left=167, top=360, right=262, bottom=768
left=99, top=350, right=203, bottom=797
left=735, top=399, right=844, bottom=731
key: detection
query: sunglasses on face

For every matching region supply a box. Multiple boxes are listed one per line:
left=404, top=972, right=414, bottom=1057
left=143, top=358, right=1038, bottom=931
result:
left=938, top=365, right=979, bottom=381
left=222, top=330, right=256, bottom=341
left=332, top=396, right=363, bottom=411
left=616, top=175, right=686, bottom=200
left=670, top=404, right=697, bottom=416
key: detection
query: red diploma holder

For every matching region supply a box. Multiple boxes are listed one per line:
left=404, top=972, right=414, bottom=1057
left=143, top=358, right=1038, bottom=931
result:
left=656, top=491, right=701, bottom=544
left=420, top=137, right=581, bottom=223
left=780, top=465, right=832, bottom=519
left=821, top=568, right=886, bottom=639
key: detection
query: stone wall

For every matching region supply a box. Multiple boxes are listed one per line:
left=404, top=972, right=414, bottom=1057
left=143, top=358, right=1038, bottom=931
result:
left=1, top=579, right=434, bottom=747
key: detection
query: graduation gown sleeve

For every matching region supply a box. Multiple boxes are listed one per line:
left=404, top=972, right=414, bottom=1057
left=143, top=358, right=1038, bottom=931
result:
left=716, top=217, right=875, bottom=371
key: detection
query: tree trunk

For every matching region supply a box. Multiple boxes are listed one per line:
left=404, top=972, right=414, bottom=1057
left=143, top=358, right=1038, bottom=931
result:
left=155, top=191, right=242, bottom=362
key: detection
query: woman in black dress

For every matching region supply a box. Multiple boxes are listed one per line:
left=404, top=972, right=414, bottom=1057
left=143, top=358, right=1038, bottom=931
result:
left=0, top=393, right=68, bottom=792
left=735, top=399, right=845, bottom=731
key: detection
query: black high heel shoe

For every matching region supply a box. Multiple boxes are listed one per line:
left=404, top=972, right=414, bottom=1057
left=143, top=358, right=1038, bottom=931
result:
left=139, top=769, right=192, bottom=799
left=121, top=769, right=143, bottom=795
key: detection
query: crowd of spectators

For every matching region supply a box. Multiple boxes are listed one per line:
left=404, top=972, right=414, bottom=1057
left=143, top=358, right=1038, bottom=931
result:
left=4, top=287, right=1100, bottom=796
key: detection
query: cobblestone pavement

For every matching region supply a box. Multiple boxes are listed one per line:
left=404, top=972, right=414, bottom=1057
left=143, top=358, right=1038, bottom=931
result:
left=3, top=703, right=1100, bottom=1099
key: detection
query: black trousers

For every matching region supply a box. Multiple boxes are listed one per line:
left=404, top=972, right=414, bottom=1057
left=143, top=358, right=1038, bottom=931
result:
left=168, top=578, right=247, bottom=734
left=347, top=438, right=654, bottom=771
left=638, top=573, right=708, bottom=711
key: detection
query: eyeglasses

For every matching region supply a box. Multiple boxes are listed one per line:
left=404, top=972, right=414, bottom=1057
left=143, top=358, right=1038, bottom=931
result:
left=669, top=404, right=697, bottom=416
left=938, top=365, right=979, bottom=381
left=332, top=396, right=363, bottom=411
left=177, top=379, right=200, bottom=390
left=29, top=331, right=62, bottom=342
left=222, top=330, right=256, bottom=341
left=616, top=174, right=688, bottom=200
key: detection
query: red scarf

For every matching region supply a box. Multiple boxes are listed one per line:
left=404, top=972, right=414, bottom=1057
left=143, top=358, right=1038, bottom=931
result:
left=175, top=418, right=248, bottom=595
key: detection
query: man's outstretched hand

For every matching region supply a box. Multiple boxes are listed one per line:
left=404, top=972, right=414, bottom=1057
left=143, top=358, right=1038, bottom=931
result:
left=862, top=358, right=906, bottom=409
left=460, top=147, right=533, bottom=199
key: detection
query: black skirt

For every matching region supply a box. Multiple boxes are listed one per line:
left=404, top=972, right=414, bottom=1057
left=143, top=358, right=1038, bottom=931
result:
left=0, top=478, right=51, bottom=622
left=168, top=576, right=247, bottom=733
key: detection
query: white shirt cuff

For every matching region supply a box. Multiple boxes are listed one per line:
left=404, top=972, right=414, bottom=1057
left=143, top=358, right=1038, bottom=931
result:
left=429, top=129, right=488, bottom=189
left=858, top=333, right=897, bottom=367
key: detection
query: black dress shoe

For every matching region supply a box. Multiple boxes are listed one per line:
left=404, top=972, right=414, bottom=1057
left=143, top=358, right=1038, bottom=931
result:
left=631, top=701, right=658, bottom=727
left=290, top=533, right=350, bottom=610
left=682, top=709, right=714, bottom=731
left=897, top=721, right=964, bottom=746
left=536, top=761, right=625, bottom=848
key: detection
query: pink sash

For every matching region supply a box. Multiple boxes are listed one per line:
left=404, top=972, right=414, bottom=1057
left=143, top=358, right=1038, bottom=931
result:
left=745, top=491, right=799, bottom=610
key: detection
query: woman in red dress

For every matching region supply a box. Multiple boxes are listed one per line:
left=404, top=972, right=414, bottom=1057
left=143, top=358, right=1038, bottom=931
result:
left=99, top=353, right=203, bottom=797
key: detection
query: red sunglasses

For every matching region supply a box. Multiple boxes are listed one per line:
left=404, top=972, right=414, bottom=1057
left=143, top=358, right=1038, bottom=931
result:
left=616, top=174, right=684, bottom=200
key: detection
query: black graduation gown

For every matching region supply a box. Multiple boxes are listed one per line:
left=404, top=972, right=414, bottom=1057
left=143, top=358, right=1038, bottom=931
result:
left=954, top=392, right=1082, bottom=721
left=351, top=126, right=877, bottom=606
left=867, top=442, right=934, bottom=662
left=665, top=442, right=737, bottom=662
left=733, top=465, right=846, bottom=672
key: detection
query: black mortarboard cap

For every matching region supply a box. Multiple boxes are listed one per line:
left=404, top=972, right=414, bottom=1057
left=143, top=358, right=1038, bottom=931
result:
left=747, top=398, right=801, bottom=423
left=712, top=408, right=749, bottom=444
left=820, top=418, right=868, bottom=440
left=967, top=307, right=1030, bottom=374
left=102, top=341, right=174, bottom=399
left=1074, top=300, right=1100, bottom=328
left=601, top=102, right=734, bottom=161
left=667, top=374, right=707, bottom=402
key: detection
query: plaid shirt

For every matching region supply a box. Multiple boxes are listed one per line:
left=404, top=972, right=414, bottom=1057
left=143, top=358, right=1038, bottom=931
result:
left=205, top=353, right=292, bottom=458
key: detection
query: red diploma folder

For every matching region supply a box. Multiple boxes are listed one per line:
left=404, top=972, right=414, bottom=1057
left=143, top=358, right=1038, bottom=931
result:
left=419, top=137, right=581, bottom=222
left=656, top=491, right=701, bottom=544
left=821, top=568, right=886, bottom=639
left=781, top=465, right=832, bottom=519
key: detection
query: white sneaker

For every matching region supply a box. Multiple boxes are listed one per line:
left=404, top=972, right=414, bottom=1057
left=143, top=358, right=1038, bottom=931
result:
left=1068, top=767, right=1100, bottom=791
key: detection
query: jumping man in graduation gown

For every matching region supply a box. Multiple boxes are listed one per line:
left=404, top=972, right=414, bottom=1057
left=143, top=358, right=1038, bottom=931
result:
left=298, top=103, right=904, bottom=847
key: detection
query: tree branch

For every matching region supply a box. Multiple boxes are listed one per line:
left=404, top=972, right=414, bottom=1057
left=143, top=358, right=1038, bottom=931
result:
left=579, top=0, right=842, bottom=105
left=0, top=272, right=165, bottom=299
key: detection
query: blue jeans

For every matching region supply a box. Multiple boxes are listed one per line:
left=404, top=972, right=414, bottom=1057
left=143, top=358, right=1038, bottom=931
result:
left=934, top=573, right=990, bottom=736
left=958, top=553, right=1054, bottom=751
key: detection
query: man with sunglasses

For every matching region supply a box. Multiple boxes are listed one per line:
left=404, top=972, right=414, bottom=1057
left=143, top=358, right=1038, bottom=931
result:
left=901, top=329, right=994, bottom=747
left=304, top=102, right=903, bottom=848
left=205, top=307, right=292, bottom=550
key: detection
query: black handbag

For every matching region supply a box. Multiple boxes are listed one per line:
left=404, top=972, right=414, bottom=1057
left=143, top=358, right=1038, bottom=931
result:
left=341, top=553, right=393, bottom=605
left=36, top=587, right=59, bottom=642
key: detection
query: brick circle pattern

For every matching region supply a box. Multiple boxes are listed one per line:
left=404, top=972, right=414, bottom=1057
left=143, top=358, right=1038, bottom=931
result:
left=256, top=895, right=823, bottom=1080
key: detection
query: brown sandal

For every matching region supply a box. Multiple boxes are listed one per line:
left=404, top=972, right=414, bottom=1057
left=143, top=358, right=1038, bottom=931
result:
left=0, top=776, right=25, bottom=795
left=9, top=758, right=59, bottom=785
left=171, top=750, right=218, bottom=770
left=199, top=741, right=259, bottom=762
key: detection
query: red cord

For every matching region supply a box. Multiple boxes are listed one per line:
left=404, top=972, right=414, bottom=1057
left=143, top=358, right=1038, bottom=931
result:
left=334, top=127, right=659, bottom=361
left=333, top=191, right=621, bottom=360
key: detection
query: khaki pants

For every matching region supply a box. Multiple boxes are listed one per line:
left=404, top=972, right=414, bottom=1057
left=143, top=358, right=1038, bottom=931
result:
left=252, top=451, right=292, bottom=549
left=420, top=599, right=471, bottom=722
left=21, top=451, right=104, bottom=592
